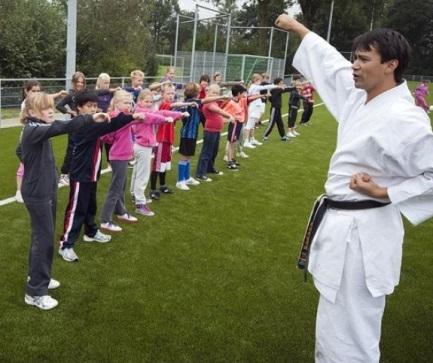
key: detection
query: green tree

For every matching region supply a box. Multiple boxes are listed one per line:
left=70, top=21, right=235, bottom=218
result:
left=74, top=0, right=155, bottom=76
left=384, top=0, right=433, bottom=74
left=0, top=0, right=65, bottom=78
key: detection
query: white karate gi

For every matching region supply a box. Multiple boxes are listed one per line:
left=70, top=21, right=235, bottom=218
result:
left=293, top=32, right=433, bottom=363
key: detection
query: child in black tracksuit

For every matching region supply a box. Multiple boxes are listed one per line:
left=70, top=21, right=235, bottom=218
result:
left=263, top=77, right=293, bottom=141
left=58, top=90, right=143, bottom=263
left=287, top=78, right=306, bottom=138
left=19, top=92, right=108, bottom=310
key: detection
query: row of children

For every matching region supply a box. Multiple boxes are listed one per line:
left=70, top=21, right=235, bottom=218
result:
left=17, top=67, right=314, bottom=310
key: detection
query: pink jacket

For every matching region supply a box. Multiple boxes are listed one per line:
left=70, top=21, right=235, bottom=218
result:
left=133, top=105, right=183, bottom=147
left=100, top=110, right=137, bottom=161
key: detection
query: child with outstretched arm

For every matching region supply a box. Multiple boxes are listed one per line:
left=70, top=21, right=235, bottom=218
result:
left=20, top=92, right=108, bottom=310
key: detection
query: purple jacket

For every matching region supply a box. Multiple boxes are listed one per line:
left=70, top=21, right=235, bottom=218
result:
left=414, top=84, right=428, bottom=98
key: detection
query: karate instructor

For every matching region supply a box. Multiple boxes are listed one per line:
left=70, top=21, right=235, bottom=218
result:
left=275, top=14, right=433, bottom=363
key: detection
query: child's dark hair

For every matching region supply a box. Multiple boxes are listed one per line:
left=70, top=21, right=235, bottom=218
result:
left=184, top=82, right=199, bottom=98
left=352, top=28, right=411, bottom=83
left=22, top=79, right=41, bottom=100
left=273, top=77, right=283, bottom=85
left=199, top=74, right=210, bottom=83
left=231, top=84, right=246, bottom=96
left=75, top=90, right=98, bottom=108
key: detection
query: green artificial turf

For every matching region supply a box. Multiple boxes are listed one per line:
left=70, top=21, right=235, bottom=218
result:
left=0, top=90, right=432, bottom=362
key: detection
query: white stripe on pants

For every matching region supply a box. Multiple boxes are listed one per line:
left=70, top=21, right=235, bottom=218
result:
left=130, top=144, right=152, bottom=204
left=315, top=225, right=386, bottom=363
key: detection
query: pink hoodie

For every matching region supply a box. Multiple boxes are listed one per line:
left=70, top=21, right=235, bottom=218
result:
left=132, top=105, right=183, bottom=148
left=100, top=110, right=138, bottom=161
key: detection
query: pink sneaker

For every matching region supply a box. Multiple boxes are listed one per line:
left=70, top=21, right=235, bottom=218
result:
left=135, top=204, right=155, bottom=217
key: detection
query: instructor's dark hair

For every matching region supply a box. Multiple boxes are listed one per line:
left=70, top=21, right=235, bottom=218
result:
left=75, top=90, right=98, bottom=108
left=352, top=28, right=411, bottom=83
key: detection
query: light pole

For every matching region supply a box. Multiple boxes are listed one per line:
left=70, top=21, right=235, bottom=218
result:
left=65, top=0, right=77, bottom=90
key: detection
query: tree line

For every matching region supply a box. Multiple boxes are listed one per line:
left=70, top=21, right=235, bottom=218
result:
left=0, top=0, right=432, bottom=79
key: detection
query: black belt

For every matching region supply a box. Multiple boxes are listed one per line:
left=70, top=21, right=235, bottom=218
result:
left=297, top=195, right=390, bottom=280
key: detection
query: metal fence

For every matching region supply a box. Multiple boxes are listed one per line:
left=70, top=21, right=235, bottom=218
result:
left=0, top=76, right=172, bottom=109
left=156, top=52, right=285, bottom=82
left=176, top=51, right=285, bottom=82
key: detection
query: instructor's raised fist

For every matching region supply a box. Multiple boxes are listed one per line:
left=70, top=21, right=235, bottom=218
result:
left=275, top=14, right=310, bottom=38
left=275, top=14, right=295, bottom=30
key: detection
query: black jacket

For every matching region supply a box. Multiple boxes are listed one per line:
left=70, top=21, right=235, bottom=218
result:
left=19, top=115, right=93, bottom=202
left=69, top=113, right=134, bottom=182
left=269, top=87, right=294, bottom=109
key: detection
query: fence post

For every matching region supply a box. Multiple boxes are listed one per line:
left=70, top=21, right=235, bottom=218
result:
left=283, top=32, right=289, bottom=78
left=190, top=5, right=199, bottom=82
left=224, top=14, right=232, bottom=81
left=174, top=14, right=180, bottom=68
left=203, top=51, right=207, bottom=76
left=212, top=24, right=218, bottom=77
left=267, top=27, right=274, bottom=75
left=241, top=55, right=246, bottom=82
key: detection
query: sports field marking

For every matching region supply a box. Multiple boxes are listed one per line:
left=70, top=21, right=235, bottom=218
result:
left=0, top=103, right=324, bottom=207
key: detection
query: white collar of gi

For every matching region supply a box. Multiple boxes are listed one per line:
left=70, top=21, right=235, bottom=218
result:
left=364, top=80, right=412, bottom=106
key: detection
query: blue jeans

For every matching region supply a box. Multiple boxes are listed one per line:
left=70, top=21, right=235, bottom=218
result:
left=196, top=131, right=220, bottom=177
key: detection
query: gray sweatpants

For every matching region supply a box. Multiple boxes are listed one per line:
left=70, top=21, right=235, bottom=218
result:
left=24, top=196, right=56, bottom=296
left=100, top=160, right=128, bottom=223
left=130, top=144, right=152, bottom=205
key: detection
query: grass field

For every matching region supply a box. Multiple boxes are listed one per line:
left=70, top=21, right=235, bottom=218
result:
left=0, top=91, right=432, bottom=362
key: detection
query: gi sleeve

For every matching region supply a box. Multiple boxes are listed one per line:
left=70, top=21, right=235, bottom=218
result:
left=293, top=32, right=354, bottom=121
left=387, top=112, right=433, bottom=225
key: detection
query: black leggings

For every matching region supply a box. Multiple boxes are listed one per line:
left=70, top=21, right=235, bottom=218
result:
left=150, top=171, right=166, bottom=190
left=288, top=106, right=299, bottom=128
left=301, top=101, right=313, bottom=123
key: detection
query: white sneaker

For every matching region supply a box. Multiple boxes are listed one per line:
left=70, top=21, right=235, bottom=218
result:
left=243, top=141, right=256, bottom=149
left=83, top=230, right=111, bottom=243
left=59, top=247, right=79, bottom=262
left=176, top=181, right=190, bottom=191
left=185, top=177, right=200, bottom=186
left=27, top=277, right=60, bottom=290
left=58, top=174, right=70, bottom=186
left=237, top=151, right=249, bottom=159
left=293, top=130, right=300, bottom=136
left=25, top=294, right=58, bottom=310
left=116, top=213, right=138, bottom=223
left=251, top=138, right=263, bottom=146
left=48, top=278, right=60, bottom=289
left=15, top=190, right=24, bottom=203
left=100, top=222, right=122, bottom=232
left=287, top=131, right=297, bottom=138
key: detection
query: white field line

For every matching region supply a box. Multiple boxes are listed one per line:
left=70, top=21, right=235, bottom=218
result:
left=0, top=102, right=324, bottom=207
